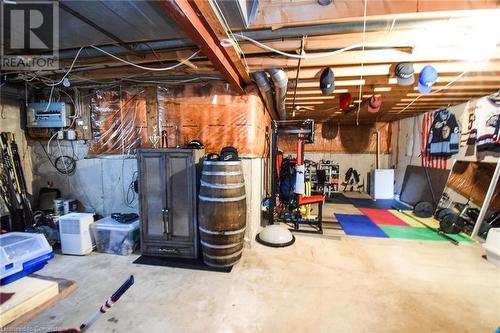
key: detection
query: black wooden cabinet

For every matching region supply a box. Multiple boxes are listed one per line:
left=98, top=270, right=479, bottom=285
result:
left=137, top=149, right=203, bottom=258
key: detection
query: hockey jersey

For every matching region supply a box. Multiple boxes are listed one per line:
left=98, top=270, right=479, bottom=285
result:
left=427, top=109, right=460, bottom=156
left=467, top=95, right=500, bottom=152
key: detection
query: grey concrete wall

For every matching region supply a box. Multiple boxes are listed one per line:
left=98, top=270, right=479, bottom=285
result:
left=241, top=158, right=266, bottom=246
left=30, top=141, right=138, bottom=216
left=30, top=141, right=267, bottom=245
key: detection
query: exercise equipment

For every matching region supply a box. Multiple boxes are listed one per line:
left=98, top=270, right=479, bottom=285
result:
left=257, top=119, right=323, bottom=247
left=414, top=201, right=434, bottom=218
left=440, top=213, right=465, bottom=234
left=393, top=207, right=459, bottom=245
left=478, top=211, right=500, bottom=239
left=342, top=168, right=364, bottom=192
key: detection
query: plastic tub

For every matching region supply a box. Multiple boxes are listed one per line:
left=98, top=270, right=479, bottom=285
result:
left=0, top=232, right=54, bottom=285
left=90, top=216, right=140, bottom=255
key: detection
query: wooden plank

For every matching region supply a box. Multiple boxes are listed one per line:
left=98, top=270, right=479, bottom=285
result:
left=160, top=0, right=247, bottom=94
left=3, top=275, right=78, bottom=329
left=0, top=277, right=59, bottom=327
left=145, top=86, right=158, bottom=147
left=246, top=48, right=500, bottom=70
left=192, top=0, right=252, bottom=85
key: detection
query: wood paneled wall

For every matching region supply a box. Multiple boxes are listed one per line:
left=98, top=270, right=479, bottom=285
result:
left=158, top=83, right=271, bottom=157
left=278, top=122, right=392, bottom=153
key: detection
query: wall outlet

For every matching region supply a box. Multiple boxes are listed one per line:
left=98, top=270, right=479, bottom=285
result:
left=57, top=130, right=64, bottom=140
left=67, top=129, right=76, bottom=140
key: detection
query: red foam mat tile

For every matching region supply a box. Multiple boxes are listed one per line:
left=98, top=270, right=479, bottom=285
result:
left=359, top=208, right=409, bottom=226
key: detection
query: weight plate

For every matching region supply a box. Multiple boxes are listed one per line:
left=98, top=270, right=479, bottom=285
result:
left=414, top=201, right=434, bottom=218
left=440, top=214, right=465, bottom=234
left=436, top=208, right=453, bottom=221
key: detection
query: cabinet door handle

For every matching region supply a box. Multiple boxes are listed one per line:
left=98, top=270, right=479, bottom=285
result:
left=162, top=208, right=170, bottom=236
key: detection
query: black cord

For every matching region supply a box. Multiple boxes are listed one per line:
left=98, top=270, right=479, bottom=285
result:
left=125, top=171, right=138, bottom=207
left=38, top=141, right=76, bottom=175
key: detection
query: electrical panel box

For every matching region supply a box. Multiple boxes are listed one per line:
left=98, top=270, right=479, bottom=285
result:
left=27, top=102, right=69, bottom=128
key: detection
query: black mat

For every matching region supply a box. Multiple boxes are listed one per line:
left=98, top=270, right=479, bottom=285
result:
left=133, top=255, right=232, bottom=273
left=349, top=198, right=410, bottom=210
left=325, top=193, right=351, bottom=204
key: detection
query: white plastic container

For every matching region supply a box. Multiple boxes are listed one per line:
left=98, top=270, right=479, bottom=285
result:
left=483, top=227, right=500, bottom=267
left=0, top=232, right=53, bottom=284
left=90, top=216, right=140, bottom=256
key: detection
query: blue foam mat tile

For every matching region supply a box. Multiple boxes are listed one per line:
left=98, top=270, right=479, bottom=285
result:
left=335, top=213, right=389, bottom=238
left=348, top=199, right=409, bottom=210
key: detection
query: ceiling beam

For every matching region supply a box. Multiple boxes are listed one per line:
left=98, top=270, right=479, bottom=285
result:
left=246, top=48, right=500, bottom=71
left=160, top=0, right=249, bottom=94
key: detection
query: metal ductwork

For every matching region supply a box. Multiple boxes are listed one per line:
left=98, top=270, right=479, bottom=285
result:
left=252, top=71, right=278, bottom=119
left=268, top=68, right=288, bottom=120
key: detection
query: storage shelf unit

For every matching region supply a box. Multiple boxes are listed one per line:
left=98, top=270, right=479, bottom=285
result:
left=138, top=148, right=204, bottom=259
left=305, top=161, right=340, bottom=197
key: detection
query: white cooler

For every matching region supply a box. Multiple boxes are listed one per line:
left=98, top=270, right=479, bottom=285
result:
left=483, top=227, right=500, bottom=267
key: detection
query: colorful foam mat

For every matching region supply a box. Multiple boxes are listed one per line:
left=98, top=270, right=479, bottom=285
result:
left=358, top=208, right=409, bottom=226
left=332, top=207, right=473, bottom=243
left=388, top=210, right=440, bottom=228
left=380, top=226, right=473, bottom=242
left=335, top=214, right=389, bottom=238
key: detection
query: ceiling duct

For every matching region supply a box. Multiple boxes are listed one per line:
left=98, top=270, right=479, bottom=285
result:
left=252, top=71, right=278, bottom=119
left=212, top=0, right=259, bottom=29
left=268, top=68, right=288, bottom=120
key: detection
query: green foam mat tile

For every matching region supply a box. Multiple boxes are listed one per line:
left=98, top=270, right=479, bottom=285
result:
left=380, top=226, right=473, bottom=243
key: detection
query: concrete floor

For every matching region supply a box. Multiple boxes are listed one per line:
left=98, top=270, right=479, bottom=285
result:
left=25, top=235, right=499, bottom=333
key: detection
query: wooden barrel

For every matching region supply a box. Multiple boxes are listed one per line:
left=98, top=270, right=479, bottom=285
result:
left=198, top=160, right=246, bottom=267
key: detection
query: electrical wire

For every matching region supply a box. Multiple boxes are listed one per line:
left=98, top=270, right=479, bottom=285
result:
left=356, top=0, right=368, bottom=126
left=45, top=47, right=84, bottom=87
left=38, top=140, right=76, bottom=175
left=89, top=45, right=201, bottom=71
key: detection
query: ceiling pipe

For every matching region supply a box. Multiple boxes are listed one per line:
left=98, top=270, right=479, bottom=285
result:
left=53, top=17, right=462, bottom=60
left=267, top=68, right=288, bottom=120
left=237, top=16, right=485, bottom=41
left=252, top=72, right=279, bottom=120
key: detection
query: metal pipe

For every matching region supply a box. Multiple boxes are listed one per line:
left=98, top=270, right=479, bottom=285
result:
left=54, top=16, right=483, bottom=60
left=267, top=68, right=288, bottom=120
left=251, top=72, right=278, bottom=119
left=237, top=16, right=486, bottom=41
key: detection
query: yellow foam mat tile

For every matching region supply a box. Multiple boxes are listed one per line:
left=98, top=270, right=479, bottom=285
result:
left=324, top=203, right=363, bottom=216
left=388, top=209, right=440, bottom=228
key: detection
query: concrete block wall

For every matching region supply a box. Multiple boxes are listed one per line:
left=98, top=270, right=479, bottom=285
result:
left=30, top=141, right=138, bottom=216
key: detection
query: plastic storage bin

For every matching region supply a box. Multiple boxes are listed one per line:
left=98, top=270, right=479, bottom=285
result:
left=0, top=232, right=54, bottom=285
left=90, top=217, right=140, bottom=255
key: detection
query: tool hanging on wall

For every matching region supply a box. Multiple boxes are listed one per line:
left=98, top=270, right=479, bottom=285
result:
left=0, top=132, right=34, bottom=230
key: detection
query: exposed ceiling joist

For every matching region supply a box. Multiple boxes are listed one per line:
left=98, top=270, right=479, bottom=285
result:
left=160, top=0, right=250, bottom=94
left=246, top=48, right=500, bottom=70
